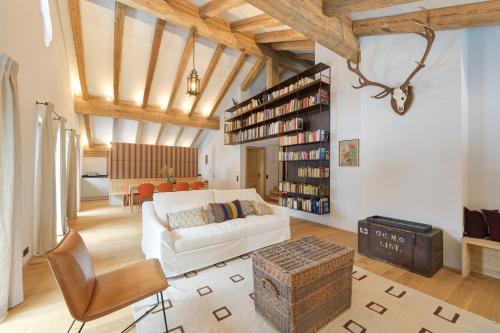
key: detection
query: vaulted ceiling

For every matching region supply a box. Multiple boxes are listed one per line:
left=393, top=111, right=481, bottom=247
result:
left=66, top=0, right=500, bottom=149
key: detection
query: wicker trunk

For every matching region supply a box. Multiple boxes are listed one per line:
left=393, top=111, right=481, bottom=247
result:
left=252, top=236, right=354, bottom=333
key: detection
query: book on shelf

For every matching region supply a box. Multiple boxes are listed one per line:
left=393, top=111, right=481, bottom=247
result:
left=224, top=118, right=303, bottom=144
left=278, top=181, right=329, bottom=196
left=297, top=166, right=330, bottom=178
left=279, top=196, right=329, bottom=214
left=230, top=77, right=327, bottom=117
left=279, top=148, right=330, bottom=161
left=279, top=129, right=327, bottom=146
left=225, top=88, right=329, bottom=126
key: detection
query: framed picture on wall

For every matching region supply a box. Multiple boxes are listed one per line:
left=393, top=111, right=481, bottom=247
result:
left=339, top=139, right=359, bottom=167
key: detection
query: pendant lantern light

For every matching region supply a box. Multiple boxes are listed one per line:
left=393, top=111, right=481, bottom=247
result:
left=187, top=28, right=200, bottom=96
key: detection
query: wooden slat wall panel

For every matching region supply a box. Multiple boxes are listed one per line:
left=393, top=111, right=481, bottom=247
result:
left=110, top=143, right=199, bottom=179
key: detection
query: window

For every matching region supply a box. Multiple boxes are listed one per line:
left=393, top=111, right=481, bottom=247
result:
left=40, top=0, right=52, bottom=47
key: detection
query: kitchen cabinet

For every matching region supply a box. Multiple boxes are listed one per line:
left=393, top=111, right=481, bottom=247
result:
left=81, top=177, right=109, bottom=199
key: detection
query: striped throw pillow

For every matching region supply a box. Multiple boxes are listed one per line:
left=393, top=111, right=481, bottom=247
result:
left=209, top=200, right=244, bottom=223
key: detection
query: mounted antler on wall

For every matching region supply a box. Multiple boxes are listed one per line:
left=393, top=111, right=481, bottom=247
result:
left=347, top=11, right=435, bottom=116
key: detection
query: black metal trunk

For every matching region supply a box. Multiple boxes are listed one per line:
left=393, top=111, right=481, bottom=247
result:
left=358, top=216, right=443, bottom=277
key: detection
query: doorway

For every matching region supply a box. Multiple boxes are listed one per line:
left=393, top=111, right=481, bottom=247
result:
left=245, top=146, right=266, bottom=198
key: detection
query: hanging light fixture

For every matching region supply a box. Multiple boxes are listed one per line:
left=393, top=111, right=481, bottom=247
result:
left=187, top=28, right=200, bottom=96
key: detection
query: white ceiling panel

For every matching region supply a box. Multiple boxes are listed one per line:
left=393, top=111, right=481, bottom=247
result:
left=195, top=48, right=242, bottom=117
left=220, top=4, right=263, bottom=22
left=140, top=122, right=162, bottom=145
left=147, top=25, right=190, bottom=108
left=119, top=8, right=156, bottom=103
left=115, top=119, right=139, bottom=143
left=193, top=129, right=209, bottom=147
left=159, top=125, right=182, bottom=146
left=177, top=127, right=200, bottom=147
left=173, top=36, right=219, bottom=112
left=81, top=0, right=114, bottom=98
left=91, top=115, right=113, bottom=145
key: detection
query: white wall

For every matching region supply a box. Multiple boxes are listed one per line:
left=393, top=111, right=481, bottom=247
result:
left=292, top=30, right=468, bottom=269
left=0, top=2, right=78, bottom=263
left=467, top=27, right=500, bottom=211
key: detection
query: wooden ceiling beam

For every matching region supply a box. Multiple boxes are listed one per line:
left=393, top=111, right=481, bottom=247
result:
left=155, top=125, right=165, bottom=145
left=142, top=19, right=166, bottom=108
left=255, top=29, right=308, bottom=43
left=190, top=129, right=203, bottom=147
left=230, top=14, right=282, bottom=32
left=188, top=44, right=226, bottom=116
left=112, top=117, right=119, bottom=142
left=271, top=39, right=315, bottom=51
left=83, top=114, right=94, bottom=147
left=266, top=56, right=279, bottom=88
left=135, top=121, right=143, bottom=143
left=208, top=53, right=248, bottom=118
left=294, top=53, right=315, bottom=61
left=166, top=29, right=195, bottom=113
left=75, top=96, right=220, bottom=130
left=278, top=51, right=313, bottom=73
left=68, top=0, right=89, bottom=99
left=241, top=58, right=266, bottom=91
left=244, top=0, right=359, bottom=60
left=117, top=0, right=267, bottom=57
left=323, top=0, right=419, bottom=15
left=200, top=0, right=245, bottom=18
left=113, top=2, right=126, bottom=104
left=353, top=1, right=500, bottom=36
left=173, top=127, right=185, bottom=146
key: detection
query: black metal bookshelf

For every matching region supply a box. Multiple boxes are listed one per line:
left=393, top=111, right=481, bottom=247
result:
left=223, top=63, right=331, bottom=215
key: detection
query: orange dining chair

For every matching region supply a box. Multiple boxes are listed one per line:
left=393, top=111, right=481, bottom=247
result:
left=137, top=183, right=155, bottom=209
left=46, top=230, right=169, bottom=333
left=190, top=181, right=205, bottom=190
left=158, top=182, right=174, bottom=192
left=175, top=182, right=189, bottom=191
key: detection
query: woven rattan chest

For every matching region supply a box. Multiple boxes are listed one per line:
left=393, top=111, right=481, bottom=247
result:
left=252, top=235, right=354, bottom=333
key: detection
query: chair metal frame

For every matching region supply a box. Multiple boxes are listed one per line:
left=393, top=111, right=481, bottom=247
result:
left=66, top=292, right=168, bottom=333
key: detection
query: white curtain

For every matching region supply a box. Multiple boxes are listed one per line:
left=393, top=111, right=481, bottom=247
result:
left=0, top=53, right=23, bottom=320
left=56, top=118, right=67, bottom=235
left=33, top=103, right=58, bottom=254
left=66, top=130, right=78, bottom=219
left=76, top=135, right=81, bottom=212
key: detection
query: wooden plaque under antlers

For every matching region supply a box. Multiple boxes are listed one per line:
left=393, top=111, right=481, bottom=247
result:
left=347, top=14, right=435, bottom=116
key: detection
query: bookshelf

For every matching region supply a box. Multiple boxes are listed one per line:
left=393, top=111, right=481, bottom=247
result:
left=223, top=63, right=331, bottom=215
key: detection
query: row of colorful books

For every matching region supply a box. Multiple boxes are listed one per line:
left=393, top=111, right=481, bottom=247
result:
left=298, top=167, right=330, bottom=178
left=278, top=181, right=329, bottom=196
left=279, top=130, right=327, bottom=146
left=263, top=76, right=316, bottom=103
left=224, top=89, right=329, bottom=132
left=230, top=76, right=319, bottom=117
left=279, top=148, right=330, bottom=161
left=224, top=118, right=303, bottom=144
left=279, top=197, right=330, bottom=214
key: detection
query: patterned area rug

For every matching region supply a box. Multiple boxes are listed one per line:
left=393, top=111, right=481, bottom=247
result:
left=133, top=255, right=499, bottom=333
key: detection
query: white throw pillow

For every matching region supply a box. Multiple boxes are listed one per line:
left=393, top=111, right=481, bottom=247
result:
left=167, top=207, right=205, bottom=231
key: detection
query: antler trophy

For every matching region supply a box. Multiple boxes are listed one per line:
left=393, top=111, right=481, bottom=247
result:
left=347, top=11, right=435, bottom=116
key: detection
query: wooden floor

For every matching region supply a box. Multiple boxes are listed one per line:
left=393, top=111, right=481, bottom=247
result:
left=2, top=200, right=500, bottom=332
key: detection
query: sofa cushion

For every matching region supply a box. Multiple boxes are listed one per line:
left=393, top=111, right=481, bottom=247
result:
left=167, top=207, right=205, bottom=231
left=210, top=200, right=244, bottom=222
left=482, top=209, right=500, bottom=241
left=153, top=190, right=214, bottom=223
left=213, top=188, right=262, bottom=203
left=463, top=207, right=488, bottom=238
left=170, top=214, right=287, bottom=252
left=253, top=202, right=273, bottom=216
left=240, top=200, right=255, bottom=216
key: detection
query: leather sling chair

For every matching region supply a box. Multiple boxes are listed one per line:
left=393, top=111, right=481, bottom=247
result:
left=46, top=230, right=169, bottom=333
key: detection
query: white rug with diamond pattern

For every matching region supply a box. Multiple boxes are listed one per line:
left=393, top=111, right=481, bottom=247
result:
left=133, top=255, right=499, bottom=333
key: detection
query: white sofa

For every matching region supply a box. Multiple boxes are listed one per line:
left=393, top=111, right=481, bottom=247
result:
left=141, top=188, right=290, bottom=277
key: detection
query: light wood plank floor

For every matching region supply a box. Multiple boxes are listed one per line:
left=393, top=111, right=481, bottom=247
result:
left=2, top=200, right=499, bottom=332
